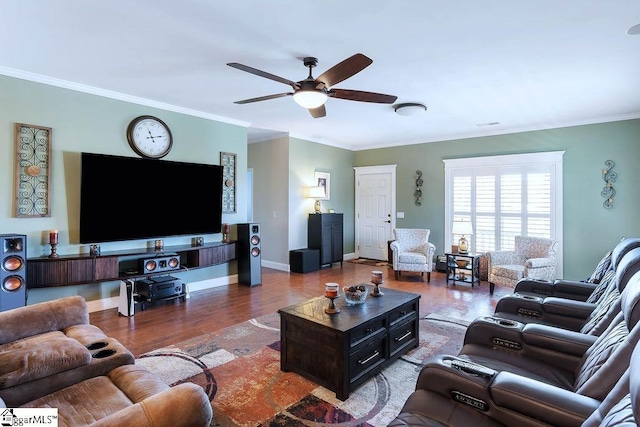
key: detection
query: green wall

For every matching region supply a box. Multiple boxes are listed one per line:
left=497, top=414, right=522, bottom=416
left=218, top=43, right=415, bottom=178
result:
left=0, top=75, right=248, bottom=304
left=248, top=137, right=290, bottom=265
left=248, top=136, right=356, bottom=267
left=289, top=137, right=356, bottom=256
left=355, top=119, right=640, bottom=278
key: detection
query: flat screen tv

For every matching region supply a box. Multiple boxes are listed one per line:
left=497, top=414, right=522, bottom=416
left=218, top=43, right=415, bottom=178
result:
left=79, top=152, right=223, bottom=244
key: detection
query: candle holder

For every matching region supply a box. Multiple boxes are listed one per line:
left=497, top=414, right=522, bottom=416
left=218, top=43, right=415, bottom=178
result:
left=222, top=223, right=231, bottom=243
left=324, top=295, right=340, bottom=314
left=48, top=243, right=59, bottom=258
left=371, top=270, right=384, bottom=296
left=48, top=230, right=59, bottom=258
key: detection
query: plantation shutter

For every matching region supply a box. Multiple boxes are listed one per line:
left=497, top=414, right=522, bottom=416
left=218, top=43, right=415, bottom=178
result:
left=444, top=152, right=563, bottom=263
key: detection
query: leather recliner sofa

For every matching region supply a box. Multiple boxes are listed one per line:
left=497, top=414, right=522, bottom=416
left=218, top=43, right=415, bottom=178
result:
left=492, top=246, right=640, bottom=333
left=509, top=237, right=640, bottom=302
left=389, top=328, right=640, bottom=426
left=389, top=268, right=640, bottom=426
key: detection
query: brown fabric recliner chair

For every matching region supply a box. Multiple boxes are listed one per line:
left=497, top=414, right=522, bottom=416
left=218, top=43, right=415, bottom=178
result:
left=0, top=296, right=213, bottom=426
left=10, top=364, right=213, bottom=427
left=0, top=296, right=134, bottom=406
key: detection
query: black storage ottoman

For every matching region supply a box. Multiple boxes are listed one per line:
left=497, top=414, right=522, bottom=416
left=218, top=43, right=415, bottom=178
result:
left=435, top=254, right=448, bottom=272
left=290, top=248, right=320, bottom=273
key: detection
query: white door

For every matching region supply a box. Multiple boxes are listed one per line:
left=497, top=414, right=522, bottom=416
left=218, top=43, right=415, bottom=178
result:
left=354, top=165, right=396, bottom=260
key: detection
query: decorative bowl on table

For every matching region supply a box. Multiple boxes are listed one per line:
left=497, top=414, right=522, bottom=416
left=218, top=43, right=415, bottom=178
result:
left=342, top=285, right=369, bottom=306
left=455, top=259, right=469, bottom=268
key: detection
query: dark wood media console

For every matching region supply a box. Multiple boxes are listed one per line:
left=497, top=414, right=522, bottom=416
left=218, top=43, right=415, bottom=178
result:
left=27, top=242, right=236, bottom=288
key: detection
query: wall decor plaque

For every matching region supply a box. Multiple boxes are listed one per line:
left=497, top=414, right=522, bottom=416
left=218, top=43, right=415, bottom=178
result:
left=221, top=151, right=237, bottom=213
left=14, top=123, right=52, bottom=217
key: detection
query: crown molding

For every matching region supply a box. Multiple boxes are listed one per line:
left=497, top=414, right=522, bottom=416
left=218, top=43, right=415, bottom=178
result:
left=0, top=66, right=251, bottom=128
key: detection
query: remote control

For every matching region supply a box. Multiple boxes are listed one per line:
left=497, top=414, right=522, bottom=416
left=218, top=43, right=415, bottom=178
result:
left=450, top=359, right=496, bottom=377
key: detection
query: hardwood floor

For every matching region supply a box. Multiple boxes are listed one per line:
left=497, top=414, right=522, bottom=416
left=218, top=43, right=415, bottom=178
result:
left=89, top=262, right=511, bottom=357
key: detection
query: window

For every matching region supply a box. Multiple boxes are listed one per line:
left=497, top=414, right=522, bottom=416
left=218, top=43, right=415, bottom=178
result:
left=444, top=151, right=564, bottom=274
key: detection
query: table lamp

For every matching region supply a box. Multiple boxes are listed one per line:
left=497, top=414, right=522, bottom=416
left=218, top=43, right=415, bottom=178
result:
left=452, top=221, right=473, bottom=254
left=308, top=186, right=325, bottom=213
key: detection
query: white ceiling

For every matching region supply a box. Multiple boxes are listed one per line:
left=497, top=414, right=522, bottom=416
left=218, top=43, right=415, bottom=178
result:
left=1, top=1, right=639, bottom=150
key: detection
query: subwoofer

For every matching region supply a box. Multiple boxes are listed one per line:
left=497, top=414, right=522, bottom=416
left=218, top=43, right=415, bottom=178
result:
left=1, top=234, right=27, bottom=312
left=238, top=223, right=261, bottom=287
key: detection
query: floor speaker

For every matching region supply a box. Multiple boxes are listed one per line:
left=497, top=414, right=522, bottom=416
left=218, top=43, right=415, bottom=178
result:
left=238, top=223, right=262, bottom=287
left=1, top=234, right=27, bottom=312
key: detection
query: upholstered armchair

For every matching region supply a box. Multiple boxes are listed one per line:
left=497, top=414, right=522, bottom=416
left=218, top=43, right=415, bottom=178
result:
left=487, top=235, right=558, bottom=294
left=390, top=229, right=436, bottom=282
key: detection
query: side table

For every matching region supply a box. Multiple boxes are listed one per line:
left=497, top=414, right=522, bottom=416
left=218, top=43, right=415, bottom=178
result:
left=445, top=252, right=481, bottom=289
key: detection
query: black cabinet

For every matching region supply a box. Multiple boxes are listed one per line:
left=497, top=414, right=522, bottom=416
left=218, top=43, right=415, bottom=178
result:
left=308, top=213, right=343, bottom=267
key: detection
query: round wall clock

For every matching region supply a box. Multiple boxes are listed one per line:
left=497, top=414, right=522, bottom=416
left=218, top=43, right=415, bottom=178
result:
left=126, top=115, right=173, bottom=159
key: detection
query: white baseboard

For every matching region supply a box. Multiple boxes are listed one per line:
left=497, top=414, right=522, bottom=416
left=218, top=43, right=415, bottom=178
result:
left=86, top=296, right=120, bottom=313
left=86, top=274, right=239, bottom=313
left=261, top=260, right=289, bottom=271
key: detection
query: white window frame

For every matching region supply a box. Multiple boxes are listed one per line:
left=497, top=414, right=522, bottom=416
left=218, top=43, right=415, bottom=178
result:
left=444, top=151, right=564, bottom=277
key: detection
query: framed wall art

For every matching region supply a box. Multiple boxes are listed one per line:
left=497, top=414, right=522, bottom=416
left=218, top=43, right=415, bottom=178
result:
left=14, top=123, right=52, bottom=217
left=314, top=171, right=330, bottom=200
left=221, top=151, right=237, bottom=213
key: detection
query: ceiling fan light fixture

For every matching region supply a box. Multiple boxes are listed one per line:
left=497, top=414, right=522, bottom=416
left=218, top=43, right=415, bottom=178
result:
left=293, top=90, right=328, bottom=109
left=394, top=103, right=427, bottom=116
left=628, top=23, right=640, bottom=35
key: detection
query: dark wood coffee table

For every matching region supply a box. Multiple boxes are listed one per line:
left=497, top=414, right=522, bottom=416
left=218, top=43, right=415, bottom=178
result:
left=278, top=286, right=420, bottom=400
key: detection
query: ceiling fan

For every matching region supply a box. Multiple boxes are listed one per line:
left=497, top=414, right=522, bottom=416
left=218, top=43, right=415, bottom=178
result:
left=227, top=53, right=397, bottom=118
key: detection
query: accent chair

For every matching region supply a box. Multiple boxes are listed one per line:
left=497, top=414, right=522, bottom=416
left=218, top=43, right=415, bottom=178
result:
left=487, top=235, right=558, bottom=294
left=390, top=228, right=435, bottom=282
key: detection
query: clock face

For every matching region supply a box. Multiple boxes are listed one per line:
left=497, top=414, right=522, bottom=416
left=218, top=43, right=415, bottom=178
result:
left=127, top=116, right=173, bottom=159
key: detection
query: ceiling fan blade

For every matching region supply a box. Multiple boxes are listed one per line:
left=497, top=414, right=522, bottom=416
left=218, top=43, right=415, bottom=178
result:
left=233, top=92, right=293, bottom=104
left=227, top=63, right=299, bottom=89
left=329, top=88, right=397, bottom=104
left=315, top=53, right=372, bottom=88
left=309, top=105, right=326, bottom=118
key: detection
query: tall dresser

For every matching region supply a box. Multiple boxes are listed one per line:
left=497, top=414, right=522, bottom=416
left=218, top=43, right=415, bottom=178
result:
left=308, top=213, right=343, bottom=267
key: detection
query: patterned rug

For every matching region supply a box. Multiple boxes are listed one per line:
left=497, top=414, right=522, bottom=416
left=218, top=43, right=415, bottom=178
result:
left=137, top=312, right=468, bottom=426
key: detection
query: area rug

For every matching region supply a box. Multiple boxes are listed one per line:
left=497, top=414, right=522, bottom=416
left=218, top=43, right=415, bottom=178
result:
left=348, top=258, right=390, bottom=267
left=137, top=312, right=468, bottom=426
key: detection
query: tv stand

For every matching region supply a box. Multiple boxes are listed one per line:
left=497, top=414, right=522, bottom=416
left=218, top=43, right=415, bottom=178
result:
left=27, top=241, right=236, bottom=289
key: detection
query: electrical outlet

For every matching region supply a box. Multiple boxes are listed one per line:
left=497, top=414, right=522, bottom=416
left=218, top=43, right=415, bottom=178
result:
left=397, top=212, right=405, bottom=218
